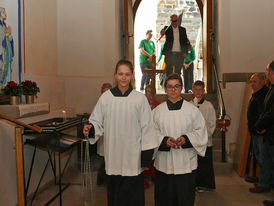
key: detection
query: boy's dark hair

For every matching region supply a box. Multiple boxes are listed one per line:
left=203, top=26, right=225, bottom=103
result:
left=115, top=59, right=134, bottom=74
left=164, top=73, right=183, bottom=88
left=146, top=30, right=152, bottom=35
left=193, top=80, right=205, bottom=89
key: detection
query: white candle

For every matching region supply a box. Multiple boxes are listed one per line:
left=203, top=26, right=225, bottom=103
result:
left=62, top=110, right=67, bottom=122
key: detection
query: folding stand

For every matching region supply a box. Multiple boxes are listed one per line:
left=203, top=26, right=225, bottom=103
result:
left=24, top=132, right=79, bottom=206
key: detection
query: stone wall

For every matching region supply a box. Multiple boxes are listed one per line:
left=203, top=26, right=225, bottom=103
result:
left=156, top=0, right=202, bottom=47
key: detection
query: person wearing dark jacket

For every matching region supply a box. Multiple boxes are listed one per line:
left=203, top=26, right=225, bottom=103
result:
left=254, top=61, right=274, bottom=206
left=160, top=14, right=189, bottom=77
left=247, top=73, right=269, bottom=190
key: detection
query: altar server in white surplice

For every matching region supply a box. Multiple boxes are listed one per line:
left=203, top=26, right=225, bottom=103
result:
left=191, top=80, right=216, bottom=192
left=83, top=60, right=158, bottom=206
left=152, top=73, right=208, bottom=206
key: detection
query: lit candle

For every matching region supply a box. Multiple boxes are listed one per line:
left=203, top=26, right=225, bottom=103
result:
left=62, top=110, right=67, bottom=122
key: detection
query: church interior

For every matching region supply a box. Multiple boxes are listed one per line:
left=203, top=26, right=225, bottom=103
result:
left=0, top=0, right=274, bottom=205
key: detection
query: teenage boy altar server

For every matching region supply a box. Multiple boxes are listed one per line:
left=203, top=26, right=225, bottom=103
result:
left=191, top=80, right=216, bottom=192
left=83, top=60, right=158, bottom=206
left=152, top=73, right=208, bottom=206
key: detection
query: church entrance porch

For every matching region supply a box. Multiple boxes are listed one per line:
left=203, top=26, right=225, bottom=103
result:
left=134, top=0, right=203, bottom=94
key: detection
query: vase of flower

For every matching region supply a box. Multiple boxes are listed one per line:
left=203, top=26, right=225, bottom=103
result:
left=21, top=80, right=40, bottom=104
left=25, top=95, right=35, bottom=104
left=2, top=81, right=22, bottom=105
left=10, top=96, right=20, bottom=105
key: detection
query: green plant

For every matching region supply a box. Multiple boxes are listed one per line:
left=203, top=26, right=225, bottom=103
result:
left=2, top=81, right=22, bottom=96
left=21, top=80, right=40, bottom=97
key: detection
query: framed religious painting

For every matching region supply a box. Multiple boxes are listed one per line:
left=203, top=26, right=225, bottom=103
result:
left=0, top=0, right=21, bottom=104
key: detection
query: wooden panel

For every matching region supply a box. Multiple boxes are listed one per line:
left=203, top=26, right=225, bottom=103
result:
left=203, top=0, right=213, bottom=93
left=233, top=81, right=253, bottom=176
left=123, top=0, right=135, bottom=87
left=222, top=72, right=265, bottom=88
left=133, top=0, right=141, bottom=19
left=196, top=0, right=203, bottom=19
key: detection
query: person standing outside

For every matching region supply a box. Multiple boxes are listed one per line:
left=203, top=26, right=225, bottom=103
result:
left=139, top=30, right=155, bottom=90
left=160, top=14, right=189, bottom=77
left=183, top=44, right=195, bottom=93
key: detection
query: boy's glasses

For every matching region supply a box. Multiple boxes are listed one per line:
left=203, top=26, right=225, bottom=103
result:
left=166, top=84, right=182, bottom=90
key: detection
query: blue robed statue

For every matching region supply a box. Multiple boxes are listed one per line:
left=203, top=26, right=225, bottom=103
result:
left=0, top=7, right=14, bottom=89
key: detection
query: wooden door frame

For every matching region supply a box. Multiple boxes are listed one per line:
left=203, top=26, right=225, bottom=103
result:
left=132, top=0, right=213, bottom=93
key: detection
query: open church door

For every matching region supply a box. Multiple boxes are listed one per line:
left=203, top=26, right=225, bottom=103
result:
left=122, top=0, right=135, bottom=87
left=202, top=0, right=213, bottom=93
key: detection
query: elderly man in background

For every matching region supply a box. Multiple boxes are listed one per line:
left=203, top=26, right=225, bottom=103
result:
left=255, top=61, right=274, bottom=206
left=247, top=73, right=269, bottom=191
left=160, top=14, right=189, bottom=77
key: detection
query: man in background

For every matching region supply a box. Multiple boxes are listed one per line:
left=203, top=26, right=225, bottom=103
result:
left=247, top=73, right=269, bottom=190
left=139, top=30, right=155, bottom=90
left=160, top=14, right=189, bottom=77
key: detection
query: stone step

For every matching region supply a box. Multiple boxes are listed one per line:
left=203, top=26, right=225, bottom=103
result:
left=212, top=137, right=222, bottom=149
left=213, top=161, right=234, bottom=176
left=213, top=149, right=222, bottom=162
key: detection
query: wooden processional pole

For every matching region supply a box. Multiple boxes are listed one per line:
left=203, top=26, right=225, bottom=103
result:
left=142, top=55, right=165, bottom=92
left=15, top=127, right=26, bottom=206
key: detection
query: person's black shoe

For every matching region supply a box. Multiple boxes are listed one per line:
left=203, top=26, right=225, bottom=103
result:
left=245, top=176, right=258, bottom=183
left=249, top=185, right=270, bottom=193
left=263, top=199, right=274, bottom=206
left=140, top=87, right=144, bottom=91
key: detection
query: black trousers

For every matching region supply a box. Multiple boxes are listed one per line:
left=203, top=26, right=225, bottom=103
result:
left=165, top=52, right=184, bottom=77
left=196, top=146, right=216, bottom=189
left=97, top=156, right=107, bottom=185
left=155, top=169, right=196, bottom=206
left=183, top=62, right=194, bottom=93
left=107, top=172, right=145, bottom=206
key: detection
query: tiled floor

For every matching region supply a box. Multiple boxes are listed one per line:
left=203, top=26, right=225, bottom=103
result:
left=30, top=167, right=274, bottom=206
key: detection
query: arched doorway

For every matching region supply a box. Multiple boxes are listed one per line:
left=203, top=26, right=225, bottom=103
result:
left=123, top=0, right=212, bottom=92
left=134, top=0, right=203, bottom=93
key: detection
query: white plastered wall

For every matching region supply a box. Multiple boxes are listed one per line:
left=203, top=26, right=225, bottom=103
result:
left=215, top=0, right=274, bottom=156
left=57, top=0, right=121, bottom=114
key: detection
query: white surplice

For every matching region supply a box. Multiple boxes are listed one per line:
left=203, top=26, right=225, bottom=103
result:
left=88, top=89, right=158, bottom=176
left=191, top=98, right=216, bottom=147
left=153, top=100, right=208, bottom=175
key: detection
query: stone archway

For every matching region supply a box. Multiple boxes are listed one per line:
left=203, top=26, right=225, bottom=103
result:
left=133, top=0, right=203, bottom=18
left=132, top=0, right=213, bottom=93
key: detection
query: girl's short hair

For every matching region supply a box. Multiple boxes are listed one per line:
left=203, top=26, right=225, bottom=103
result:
left=164, top=73, right=183, bottom=88
left=115, top=59, right=134, bottom=74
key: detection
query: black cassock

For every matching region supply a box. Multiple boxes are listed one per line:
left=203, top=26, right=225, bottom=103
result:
left=153, top=99, right=208, bottom=206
